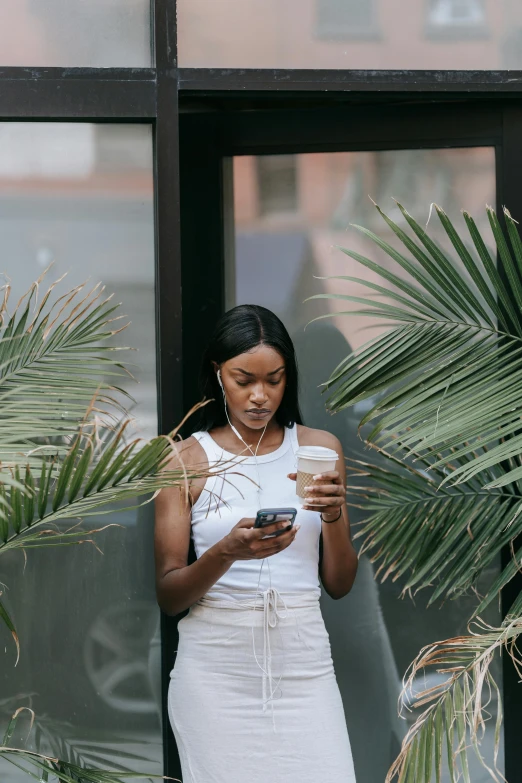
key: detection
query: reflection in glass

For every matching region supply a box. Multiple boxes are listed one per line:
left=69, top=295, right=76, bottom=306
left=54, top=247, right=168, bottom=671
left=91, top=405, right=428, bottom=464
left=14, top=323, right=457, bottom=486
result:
left=316, top=0, right=378, bottom=40
left=178, top=0, right=522, bottom=69
left=0, top=124, right=160, bottom=781
left=230, top=148, right=503, bottom=782
left=0, top=0, right=151, bottom=67
left=428, top=0, right=485, bottom=28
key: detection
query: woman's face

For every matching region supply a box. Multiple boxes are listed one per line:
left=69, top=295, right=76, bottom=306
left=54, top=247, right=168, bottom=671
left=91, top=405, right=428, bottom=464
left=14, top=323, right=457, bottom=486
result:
left=216, top=344, right=286, bottom=431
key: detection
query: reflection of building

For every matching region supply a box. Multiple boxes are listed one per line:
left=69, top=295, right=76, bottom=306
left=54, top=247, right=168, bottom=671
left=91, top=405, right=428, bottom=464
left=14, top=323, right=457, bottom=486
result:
left=0, top=124, right=156, bottom=440
left=233, top=148, right=495, bottom=349
left=179, top=0, right=522, bottom=69
left=0, top=0, right=150, bottom=67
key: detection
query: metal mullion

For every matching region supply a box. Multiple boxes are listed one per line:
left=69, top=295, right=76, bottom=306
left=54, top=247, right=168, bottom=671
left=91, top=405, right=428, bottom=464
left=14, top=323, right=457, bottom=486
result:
left=498, top=108, right=522, bottom=783
left=153, top=0, right=182, bottom=781
left=179, top=67, right=522, bottom=93
left=0, top=67, right=156, bottom=119
left=181, top=102, right=502, bottom=159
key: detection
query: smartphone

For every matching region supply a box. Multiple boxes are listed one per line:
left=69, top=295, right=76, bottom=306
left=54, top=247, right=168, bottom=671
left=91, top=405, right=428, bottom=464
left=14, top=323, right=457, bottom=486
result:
left=254, top=507, right=297, bottom=537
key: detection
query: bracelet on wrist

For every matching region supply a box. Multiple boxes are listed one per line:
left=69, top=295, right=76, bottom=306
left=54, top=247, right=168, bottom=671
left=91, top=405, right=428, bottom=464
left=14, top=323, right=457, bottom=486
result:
left=321, top=508, right=342, bottom=524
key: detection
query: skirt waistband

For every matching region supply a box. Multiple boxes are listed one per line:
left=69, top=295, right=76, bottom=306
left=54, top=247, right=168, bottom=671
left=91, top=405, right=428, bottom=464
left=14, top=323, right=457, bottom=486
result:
left=197, top=587, right=320, bottom=612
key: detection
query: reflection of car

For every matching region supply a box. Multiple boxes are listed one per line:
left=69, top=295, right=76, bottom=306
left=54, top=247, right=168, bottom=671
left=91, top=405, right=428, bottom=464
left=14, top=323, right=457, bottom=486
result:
left=84, top=600, right=160, bottom=715
left=0, top=502, right=161, bottom=735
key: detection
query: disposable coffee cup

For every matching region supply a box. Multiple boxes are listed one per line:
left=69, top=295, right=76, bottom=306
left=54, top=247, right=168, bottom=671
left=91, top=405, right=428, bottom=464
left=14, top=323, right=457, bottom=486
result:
left=295, top=445, right=339, bottom=501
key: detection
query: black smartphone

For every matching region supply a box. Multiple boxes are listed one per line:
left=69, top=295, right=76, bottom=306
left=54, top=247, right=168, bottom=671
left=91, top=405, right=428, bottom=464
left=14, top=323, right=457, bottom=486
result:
left=254, top=507, right=297, bottom=537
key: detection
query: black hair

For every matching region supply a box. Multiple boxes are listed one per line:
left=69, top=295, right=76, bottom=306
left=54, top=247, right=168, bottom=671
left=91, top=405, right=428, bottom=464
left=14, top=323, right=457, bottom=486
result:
left=197, top=304, right=303, bottom=432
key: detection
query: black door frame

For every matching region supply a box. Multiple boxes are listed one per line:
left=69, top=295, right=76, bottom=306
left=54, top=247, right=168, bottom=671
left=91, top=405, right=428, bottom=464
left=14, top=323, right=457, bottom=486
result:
left=178, top=97, right=522, bottom=782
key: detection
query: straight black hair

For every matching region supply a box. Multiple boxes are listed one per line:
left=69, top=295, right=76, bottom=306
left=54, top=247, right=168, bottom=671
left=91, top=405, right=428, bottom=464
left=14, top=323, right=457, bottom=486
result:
left=197, top=304, right=303, bottom=432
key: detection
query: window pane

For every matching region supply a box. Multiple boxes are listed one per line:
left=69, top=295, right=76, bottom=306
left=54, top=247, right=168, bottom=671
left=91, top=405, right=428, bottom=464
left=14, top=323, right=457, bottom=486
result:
left=178, top=0, right=520, bottom=69
left=0, top=0, right=151, bottom=67
left=229, top=148, right=504, bottom=781
left=0, top=123, right=160, bottom=781
left=257, top=155, right=298, bottom=216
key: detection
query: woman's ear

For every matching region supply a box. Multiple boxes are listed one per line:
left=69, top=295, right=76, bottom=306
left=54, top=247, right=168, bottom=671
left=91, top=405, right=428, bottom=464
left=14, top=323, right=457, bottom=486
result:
left=211, top=361, right=219, bottom=374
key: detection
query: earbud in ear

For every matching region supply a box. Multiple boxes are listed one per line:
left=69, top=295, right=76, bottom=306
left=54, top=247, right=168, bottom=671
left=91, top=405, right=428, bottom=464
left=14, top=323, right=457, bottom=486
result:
left=217, top=369, right=224, bottom=390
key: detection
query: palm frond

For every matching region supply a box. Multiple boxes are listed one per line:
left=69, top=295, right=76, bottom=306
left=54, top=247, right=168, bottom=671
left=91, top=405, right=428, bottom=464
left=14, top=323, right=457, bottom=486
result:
left=0, top=271, right=132, bottom=465
left=1, top=696, right=170, bottom=782
left=0, top=747, right=170, bottom=783
left=311, top=204, right=522, bottom=483
left=0, top=592, right=20, bottom=663
left=0, top=408, right=218, bottom=647
left=386, top=616, right=521, bottom=783
left=347, top=448, right=522, bottom=610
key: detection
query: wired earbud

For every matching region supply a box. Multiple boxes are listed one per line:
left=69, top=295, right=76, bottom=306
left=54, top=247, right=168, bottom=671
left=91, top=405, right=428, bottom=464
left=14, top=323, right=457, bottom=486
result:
left=218, top=369, right=242, bottom=441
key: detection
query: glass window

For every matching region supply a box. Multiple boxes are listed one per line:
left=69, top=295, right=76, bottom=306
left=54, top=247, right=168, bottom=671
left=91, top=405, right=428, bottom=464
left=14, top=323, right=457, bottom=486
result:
left=316, top=0, right=378, bottom=39
left=0, top=0, right=151, bottom=67
left=178, top=0, right=522, bottom=69
left=228, top=147, right=504, bottom=781
left=257, top=155, right=298, bottom=216
left=426, top=0, right=487, bottom=38
left=0, top=123, right=160, bottom=781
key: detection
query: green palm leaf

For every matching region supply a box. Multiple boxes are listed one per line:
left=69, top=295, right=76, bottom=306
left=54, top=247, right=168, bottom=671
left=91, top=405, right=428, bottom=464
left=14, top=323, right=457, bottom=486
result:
left=0, top=272, right=131, bottom=466
left=347, top=448, right=522, bottom=610
left=0, top=595, right=19, bottom=663
left=311, top=204, right=522, bottom=482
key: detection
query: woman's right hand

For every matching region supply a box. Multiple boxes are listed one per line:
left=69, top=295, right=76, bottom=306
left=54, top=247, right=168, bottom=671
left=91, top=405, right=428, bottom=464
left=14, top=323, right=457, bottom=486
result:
left=219, top=518, right=300, bottom=562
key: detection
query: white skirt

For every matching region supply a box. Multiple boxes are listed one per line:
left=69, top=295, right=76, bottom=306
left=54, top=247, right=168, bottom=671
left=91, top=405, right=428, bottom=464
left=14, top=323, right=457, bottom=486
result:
left=168, top=589, right=356, bottom=783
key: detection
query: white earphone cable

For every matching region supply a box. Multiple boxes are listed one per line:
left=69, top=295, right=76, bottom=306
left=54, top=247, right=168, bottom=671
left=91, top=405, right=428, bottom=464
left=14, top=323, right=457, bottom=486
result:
left=217, top=369, right=269, bottom=504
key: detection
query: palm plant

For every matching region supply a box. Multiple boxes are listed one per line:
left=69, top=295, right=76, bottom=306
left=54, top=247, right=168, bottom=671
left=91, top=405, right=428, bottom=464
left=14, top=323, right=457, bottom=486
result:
left=0, top=271, right=209, bottom=782
left=312, top=202, right=522, bottom=782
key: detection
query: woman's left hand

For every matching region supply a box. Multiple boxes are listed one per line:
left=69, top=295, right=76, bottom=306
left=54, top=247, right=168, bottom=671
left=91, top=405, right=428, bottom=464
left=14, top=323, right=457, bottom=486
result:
left=287, top=471, right=345, bottom=521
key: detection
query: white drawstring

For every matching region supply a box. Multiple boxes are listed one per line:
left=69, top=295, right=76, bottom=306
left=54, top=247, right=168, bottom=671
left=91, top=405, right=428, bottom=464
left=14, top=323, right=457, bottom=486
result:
left=253, top=587, right=288, bottom=719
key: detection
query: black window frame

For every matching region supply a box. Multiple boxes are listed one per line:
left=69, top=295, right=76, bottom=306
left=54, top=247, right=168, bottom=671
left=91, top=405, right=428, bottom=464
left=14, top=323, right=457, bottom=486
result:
left=0, top=2, right=521, bottom=780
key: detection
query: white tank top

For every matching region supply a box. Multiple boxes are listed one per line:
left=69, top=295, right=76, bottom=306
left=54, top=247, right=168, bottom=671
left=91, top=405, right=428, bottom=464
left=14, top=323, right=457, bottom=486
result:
left=191, top=426, right=322, bottom=600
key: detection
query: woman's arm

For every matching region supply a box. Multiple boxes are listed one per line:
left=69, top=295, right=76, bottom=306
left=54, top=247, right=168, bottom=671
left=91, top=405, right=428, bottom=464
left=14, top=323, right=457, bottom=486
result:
left=154, top=442, right=300, bottom=616
left=290, top=429, right=358, bottom=600
left=154, top=480, right=235, bottom=616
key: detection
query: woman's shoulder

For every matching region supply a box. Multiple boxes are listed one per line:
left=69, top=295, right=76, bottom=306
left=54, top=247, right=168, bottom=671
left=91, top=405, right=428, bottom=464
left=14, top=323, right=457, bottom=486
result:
left=295, top=424, right=343, bottom=455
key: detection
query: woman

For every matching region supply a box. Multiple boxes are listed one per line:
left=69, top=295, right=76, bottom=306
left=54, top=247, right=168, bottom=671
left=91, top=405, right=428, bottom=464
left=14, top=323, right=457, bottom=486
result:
left=154, top=304, right=358, bottom=783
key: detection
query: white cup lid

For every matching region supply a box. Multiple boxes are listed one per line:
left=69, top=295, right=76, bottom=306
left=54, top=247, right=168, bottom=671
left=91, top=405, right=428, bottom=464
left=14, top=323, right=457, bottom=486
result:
left=295, top=445, right=338, bottom=461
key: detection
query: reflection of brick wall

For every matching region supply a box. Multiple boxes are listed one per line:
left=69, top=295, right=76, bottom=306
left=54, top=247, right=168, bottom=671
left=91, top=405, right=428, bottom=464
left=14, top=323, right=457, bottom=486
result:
left=235, top=149, right=495, bottom=230
left=0, top=125, right=152, bottom=197
left=233, top=148, right=496, bottom=350
left=178, top=0, right=513, bottom=69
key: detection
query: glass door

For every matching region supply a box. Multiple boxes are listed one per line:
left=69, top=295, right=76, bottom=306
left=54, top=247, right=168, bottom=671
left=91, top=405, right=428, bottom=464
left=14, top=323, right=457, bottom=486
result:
left=227, top=147, right=503, bottom=782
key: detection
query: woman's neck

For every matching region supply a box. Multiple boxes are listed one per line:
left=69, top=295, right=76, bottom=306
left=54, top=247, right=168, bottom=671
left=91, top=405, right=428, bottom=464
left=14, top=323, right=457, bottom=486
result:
left=213, top=417, right=284, bottom=455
